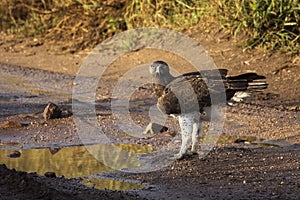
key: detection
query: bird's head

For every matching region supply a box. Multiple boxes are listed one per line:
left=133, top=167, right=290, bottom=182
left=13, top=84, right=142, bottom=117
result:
left=149, top=60, right=174, bottom=86
left=149, top=60, right=170, bottom=78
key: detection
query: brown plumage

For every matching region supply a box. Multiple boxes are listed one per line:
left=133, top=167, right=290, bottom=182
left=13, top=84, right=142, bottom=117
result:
left=148, top=60, right=268, bottom=159
left=151, top=61, right=267, bottom=115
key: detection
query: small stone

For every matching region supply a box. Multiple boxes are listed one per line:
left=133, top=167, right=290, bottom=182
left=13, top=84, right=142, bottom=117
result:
left=234, top=139, right=247, bottom=144
left=7, top=151, right=21, bottom=158
left=48, top=148, right=61, bottom=155
left=43, top=102, right=62, bottom=120
left=44, top=171, right=56, bottom=178
left=0, top=121, right=26, bottom=129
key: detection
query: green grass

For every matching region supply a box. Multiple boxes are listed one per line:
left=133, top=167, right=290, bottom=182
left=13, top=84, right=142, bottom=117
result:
left=0, top=0, right=299, bottom=53
left=213, top=0, right=300, bottom=53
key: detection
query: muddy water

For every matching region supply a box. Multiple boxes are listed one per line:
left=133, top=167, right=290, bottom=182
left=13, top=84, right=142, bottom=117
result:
left=0, top=143, right=152, bottom=190
left=82, top=177, right=146, bottom=190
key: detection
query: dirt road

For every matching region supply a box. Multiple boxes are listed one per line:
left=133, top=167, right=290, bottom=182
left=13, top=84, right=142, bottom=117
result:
left=0, top=27, right=299, bottom=199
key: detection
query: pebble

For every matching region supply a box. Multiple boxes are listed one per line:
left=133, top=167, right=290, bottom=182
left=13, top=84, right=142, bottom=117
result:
left=44, top=171, right=56, bottom=178
left=0, top=121, right=26, bottom=129
left=7, top=151, right=21, bottom=158
left=43, top=102, right=62, bottom=120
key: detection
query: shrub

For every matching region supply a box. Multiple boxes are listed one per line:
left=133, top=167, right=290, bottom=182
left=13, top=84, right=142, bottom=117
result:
left=0, top=0, right=299, bottom=53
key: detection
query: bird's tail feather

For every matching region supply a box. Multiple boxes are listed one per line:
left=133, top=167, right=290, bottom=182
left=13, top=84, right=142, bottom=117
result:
left=227, top=72, right=268, bottom=92
left=247, top=81, right=268, bottom=91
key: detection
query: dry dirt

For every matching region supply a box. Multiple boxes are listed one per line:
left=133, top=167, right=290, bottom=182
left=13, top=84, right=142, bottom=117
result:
left=0, top=26, right=300, bottom=200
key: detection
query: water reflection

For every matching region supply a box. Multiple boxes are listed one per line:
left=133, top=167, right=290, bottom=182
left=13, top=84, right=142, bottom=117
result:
left=82, top=177, right=145, bottom=190
left=0, top=143, right=152, bottom=190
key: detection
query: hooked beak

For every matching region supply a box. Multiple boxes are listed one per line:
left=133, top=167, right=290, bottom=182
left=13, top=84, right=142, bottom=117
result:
left=155, top=66, right=161, bottom=75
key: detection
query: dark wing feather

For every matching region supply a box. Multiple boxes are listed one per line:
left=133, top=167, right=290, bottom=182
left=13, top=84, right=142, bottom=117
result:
left=225, top=72, right=268, bottom=99
left=227, top=73, right=265, bottom=81
left=153, top=69, right=228, bottom=97
left=180, top=69, right=228, bottom=79
left=157, top=75, right=211, bottom=115
left=156, top=71, right=268, bottom=115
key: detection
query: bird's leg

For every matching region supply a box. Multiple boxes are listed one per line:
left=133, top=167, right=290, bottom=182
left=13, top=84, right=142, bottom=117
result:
left=191, top=112, right=202, bottom=155
left=191, top=121, right=200, bottom=154
left=174, top=131, right=191, bottom=160
left=173, top=114, right=193, bottom=160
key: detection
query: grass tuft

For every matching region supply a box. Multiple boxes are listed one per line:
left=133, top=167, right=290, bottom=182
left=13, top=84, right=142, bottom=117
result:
left=0, top=0, right=299, bottom=53
left=213, top=0, right=300, bottom=53
left=124, top=0, right=207, bottom=30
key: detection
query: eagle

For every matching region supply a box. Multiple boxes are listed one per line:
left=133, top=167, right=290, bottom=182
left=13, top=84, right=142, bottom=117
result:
left=146, top=60, right=268, bottom=160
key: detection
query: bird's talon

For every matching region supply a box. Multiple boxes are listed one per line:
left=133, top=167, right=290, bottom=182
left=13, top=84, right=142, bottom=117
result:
left=172, top=153, right=184, bottom=160
left=172, top=152, right=195, bottom=160
left=185, top=152, right=195, bottom=157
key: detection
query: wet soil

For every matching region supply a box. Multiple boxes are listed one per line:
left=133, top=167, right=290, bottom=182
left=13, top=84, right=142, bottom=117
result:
left=121, top=145, right=300, bottom=199
left=0, top=26, right=300, bottom=199
left=0, top=164, right=144, bottom=200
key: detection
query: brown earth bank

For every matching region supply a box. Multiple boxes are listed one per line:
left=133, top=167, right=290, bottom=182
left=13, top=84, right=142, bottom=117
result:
left=0, top=25, right=300, bottom=199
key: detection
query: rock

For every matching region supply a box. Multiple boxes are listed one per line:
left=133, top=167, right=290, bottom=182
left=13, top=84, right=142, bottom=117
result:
left=7, top=151, right=21, bottom=158
left=0, top=121, right=27, bottom=129
left=43, top=102, right=62, bottom=120
left=44, top=171, right=56, bottom=178
left=48, top=147, right=61, bottom=155
left=234, top=139, right=248, bottom=144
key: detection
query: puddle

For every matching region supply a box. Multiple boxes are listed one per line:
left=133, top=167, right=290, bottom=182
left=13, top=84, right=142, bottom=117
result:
left=0, top=143, right=152, bottom=190
left=82, top=177, right=146, bottom=190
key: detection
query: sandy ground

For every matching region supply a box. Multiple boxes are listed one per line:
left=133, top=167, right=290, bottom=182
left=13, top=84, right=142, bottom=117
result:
left=0, top=27, right=300, bottom=199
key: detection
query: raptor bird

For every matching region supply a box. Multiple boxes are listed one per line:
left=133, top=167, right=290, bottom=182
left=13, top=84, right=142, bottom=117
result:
left=148, top=60, right=268, bottom=159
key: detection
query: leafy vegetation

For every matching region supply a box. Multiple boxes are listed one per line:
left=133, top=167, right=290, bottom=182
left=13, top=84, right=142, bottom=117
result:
left=213, top=0, right=300, bottom=53
left=0, top=0, right=299, bottom=53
